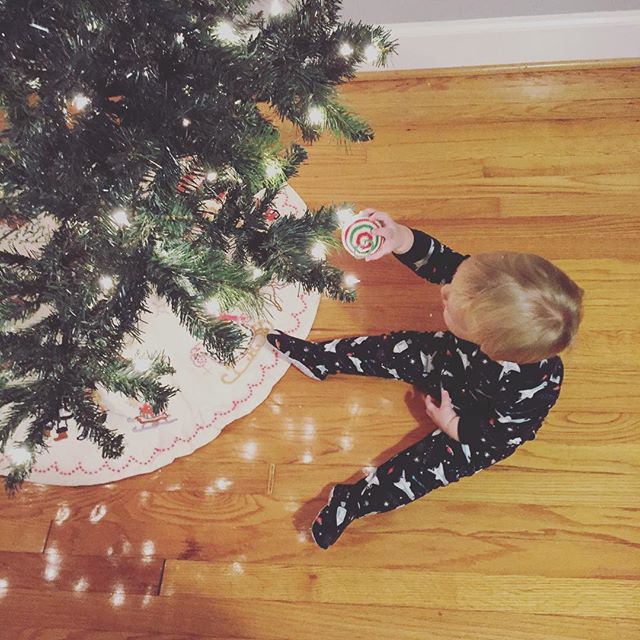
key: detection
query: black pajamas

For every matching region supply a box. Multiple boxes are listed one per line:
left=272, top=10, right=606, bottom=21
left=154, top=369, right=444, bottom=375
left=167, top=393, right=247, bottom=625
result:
left=270, top=229, right=564, bottom=548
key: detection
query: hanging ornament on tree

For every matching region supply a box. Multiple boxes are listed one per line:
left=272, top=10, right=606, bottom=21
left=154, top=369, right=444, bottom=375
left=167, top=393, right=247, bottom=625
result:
left=263, top=207, right=280, bottom=222
left=54, top=401, right=73, bottom=442
left=84, top=387, right=106, bottom=413
left=200, top=191, right=226, bottom=221
left=176, top=168, right=206, bottom=194
left=64, top=93, right=91, bottom=129
left=105, top=94, right=126, bottom=126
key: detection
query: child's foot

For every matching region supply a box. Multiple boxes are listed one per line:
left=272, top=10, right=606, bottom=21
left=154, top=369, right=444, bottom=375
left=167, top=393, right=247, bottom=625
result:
left=311, top=483, right=358, bottom=549
left=266, top=331, right=330, bottom=381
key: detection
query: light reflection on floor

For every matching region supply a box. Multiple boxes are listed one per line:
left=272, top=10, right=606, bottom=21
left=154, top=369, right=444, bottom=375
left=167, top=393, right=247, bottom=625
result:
left=110, top=583, right=126, bottom=607
left=89, top=503, right=108, bottom=523
left=44, top=545, right=62, bottom=582
left=73, top=577, right=89, bottom=592
left=241, top=440, right=258, bottom=460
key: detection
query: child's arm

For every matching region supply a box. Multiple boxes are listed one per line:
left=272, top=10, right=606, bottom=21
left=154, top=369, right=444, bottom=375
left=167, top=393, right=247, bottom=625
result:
left=362, top=209, right=469, bottom=285
left=457, top=359, right=564, bottom=451
left=394, top=228, right=469, bottom=286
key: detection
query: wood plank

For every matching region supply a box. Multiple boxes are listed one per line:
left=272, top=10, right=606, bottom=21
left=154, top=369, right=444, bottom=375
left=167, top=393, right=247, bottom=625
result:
left=0, top=551, right=163, bottom=595
left=361, top=118, right=640, bottom=153
left=8, top=632, right=234, bottom=640
left=353, top=59, right=640, bottom=81
left=1, top=589, right=637, bottom=640
left=499, top=192, right=640, bottom=217
left=44, top=507, right=304, bottom=562
left=299, top=192, right=640, bottom=221
left=294, top=170, right=640, bottom=204
left=338, top=67, right=640, bottom=124
left=272, top=463, right=640, bottom=508
left=0, top=518, right=49, bottom=553
left=482, top=154, right=640, bottom=178
left=161, top=562, right=639, bottom=618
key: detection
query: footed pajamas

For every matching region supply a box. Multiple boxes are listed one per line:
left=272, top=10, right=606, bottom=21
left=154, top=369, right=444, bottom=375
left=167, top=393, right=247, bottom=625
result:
left=268, top=229, right=564, bottom=548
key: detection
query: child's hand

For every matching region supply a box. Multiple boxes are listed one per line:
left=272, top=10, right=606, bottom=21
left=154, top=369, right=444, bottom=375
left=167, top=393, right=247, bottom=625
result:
left=359, top=208, right=414, bottom=261
left=425, top=389, right=460, bottom=441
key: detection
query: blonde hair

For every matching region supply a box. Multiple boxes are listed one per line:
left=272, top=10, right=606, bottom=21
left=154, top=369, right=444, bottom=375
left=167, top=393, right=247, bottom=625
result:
left=456, top=253, right=584, bottom=364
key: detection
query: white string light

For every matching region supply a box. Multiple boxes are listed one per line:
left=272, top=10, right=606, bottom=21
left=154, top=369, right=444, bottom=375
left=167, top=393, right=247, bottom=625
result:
left=339, top=42, right=354, bottom=57
left=30, top=22, right=50, bottom=33
left=336, top=208, right=354, bottom=227
left=307, top=105, right=325, bottom=127
left=365, top=43, right=380, bottom=64
left=310, top=242, right=326, bottom=260
left=6, top=445, right=31, bottom=466
left=264, top=159, right=281, bottom=180
left=344, top=274, right=360, bottom=288
left=71, top=94, right=91, bottom=111
left=214, top=21, right=242, bottom=44
left=181, top=117, right=191, bottom=128
left=214, top=477, right=232, bottom=490
left=99, top=275, right=114, bottom=292
left=133, top=358, right=152, bottom=373
left=175, top=33, right=185, bottom=45
left=204, top=298, right=222, bottom=315
left=73, top=577, right=89, bottom=592
left=110, top=208, right=130, bottom=227
left=270, top=0, right=285, bottom=16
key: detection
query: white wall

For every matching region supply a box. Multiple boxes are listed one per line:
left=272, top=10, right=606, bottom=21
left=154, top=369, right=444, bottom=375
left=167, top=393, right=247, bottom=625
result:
left=250, top=1, right=640, bottom=68
left=340, top=0, right=640, bottom=24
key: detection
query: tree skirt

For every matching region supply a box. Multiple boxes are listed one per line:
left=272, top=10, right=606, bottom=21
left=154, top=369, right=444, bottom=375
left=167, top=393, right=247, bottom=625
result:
left=0, top=186, right=319, bottom=485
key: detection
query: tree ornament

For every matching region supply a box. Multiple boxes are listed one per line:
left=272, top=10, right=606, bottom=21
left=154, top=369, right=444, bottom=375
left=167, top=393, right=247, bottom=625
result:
left=54, top=401, right=73, bottom=442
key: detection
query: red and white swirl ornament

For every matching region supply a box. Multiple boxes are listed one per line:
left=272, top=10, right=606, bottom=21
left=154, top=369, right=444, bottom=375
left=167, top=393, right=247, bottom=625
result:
left=341, top=217, right=384, bottom=259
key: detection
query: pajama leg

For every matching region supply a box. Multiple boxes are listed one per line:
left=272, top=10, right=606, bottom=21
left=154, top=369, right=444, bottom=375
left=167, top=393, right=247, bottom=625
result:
left=267, top=330, right=449, bottom=386
left=311, top=431, right=476, bottom=549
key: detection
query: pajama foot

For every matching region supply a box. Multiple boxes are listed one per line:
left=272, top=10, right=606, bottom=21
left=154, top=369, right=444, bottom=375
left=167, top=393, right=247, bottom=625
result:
left=311, top=483, right=357, bottom=549
left=267, top=331, right=330, bottom=381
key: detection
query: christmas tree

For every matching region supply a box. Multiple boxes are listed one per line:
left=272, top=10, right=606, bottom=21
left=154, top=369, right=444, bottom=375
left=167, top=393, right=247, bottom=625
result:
left=0, top=0, right=394, bottom=491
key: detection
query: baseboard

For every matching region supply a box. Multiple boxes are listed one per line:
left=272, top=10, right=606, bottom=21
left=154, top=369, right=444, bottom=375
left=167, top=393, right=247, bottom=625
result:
left=363, top=10, right=640, bottom=71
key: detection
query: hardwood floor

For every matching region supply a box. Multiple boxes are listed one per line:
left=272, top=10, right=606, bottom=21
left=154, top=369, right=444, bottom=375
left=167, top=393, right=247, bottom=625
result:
left=1, top=61, right=639, bottom=639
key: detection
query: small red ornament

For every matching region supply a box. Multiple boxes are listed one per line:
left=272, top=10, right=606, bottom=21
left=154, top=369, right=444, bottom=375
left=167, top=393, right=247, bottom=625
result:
left=176, top=170, right=206, bottom=194
left=263, top=207, right=280, bottom=222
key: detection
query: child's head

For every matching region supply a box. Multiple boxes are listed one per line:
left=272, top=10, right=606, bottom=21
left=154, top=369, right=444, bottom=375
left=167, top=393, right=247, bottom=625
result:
left=441, top=253, right=584, bottom=364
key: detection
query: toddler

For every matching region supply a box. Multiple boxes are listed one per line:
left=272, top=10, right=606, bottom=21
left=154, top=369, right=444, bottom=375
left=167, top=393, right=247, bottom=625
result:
left=267, top=209, right=584, bottom=549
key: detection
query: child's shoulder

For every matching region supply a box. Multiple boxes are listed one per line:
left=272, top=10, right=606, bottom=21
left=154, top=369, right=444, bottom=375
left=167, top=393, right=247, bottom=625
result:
left=494, top=355, right=564, bottom=389
left=452, top=335, right=563, bottom=383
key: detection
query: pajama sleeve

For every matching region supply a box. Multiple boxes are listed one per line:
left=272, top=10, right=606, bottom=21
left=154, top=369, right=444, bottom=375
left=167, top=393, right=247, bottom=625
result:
left=457, top=359, right=564, bottom=450
left=393, top=228, right=470, bottom=285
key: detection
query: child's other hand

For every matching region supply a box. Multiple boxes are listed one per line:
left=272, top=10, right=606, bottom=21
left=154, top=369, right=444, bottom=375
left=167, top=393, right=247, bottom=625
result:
left=425, top=389, right=460, bottom=441
left=359, top=208, right=414, bottom=261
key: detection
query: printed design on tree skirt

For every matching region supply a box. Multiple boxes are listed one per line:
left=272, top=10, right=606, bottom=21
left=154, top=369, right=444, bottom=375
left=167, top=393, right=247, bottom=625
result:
left=0, top=186, right=321, bottom=485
